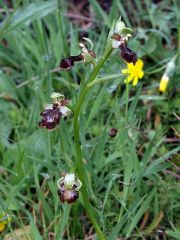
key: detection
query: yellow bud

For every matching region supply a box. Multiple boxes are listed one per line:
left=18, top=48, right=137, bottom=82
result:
left=159, top=74, right=169, bottom=92
left=0, top=212, right=11, bottom=233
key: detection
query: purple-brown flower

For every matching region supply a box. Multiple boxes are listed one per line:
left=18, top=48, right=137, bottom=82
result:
left=60, top=55, right=83, bottom=70
left=57, top=173, right=82, bottom=204
left=119, top=43, right=137, bottom=65
left=39, top=104, right=62, bottom=130
left=60, top=39, right=96, bottom=71
left=57, top=187, right=79, bottom=204
left=109, top=128, right=118, bottom=138
left=39, top=93, right=71, bottom=131
left=111, top=34, right=137, bottom=65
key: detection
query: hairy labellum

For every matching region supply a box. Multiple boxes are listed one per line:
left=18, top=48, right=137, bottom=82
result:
left=39, top=104, right=62, bottom=130
left=57, top=188, right=79, bottom=204
left=60, top=57, right=74, bottom=70
left=60, top=55, right=83, bottom=70
left=109, top=128, right=118, bottom=138
left=119, top=43, right=137, bottom=64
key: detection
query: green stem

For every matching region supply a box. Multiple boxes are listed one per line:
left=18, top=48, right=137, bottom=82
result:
left=73, top=47, right=113, bottom=240
left=88, top=74, right=124, bottom=88
left=125, top=80, right=129, bottom=122
left=59, top=205, right=71, bottom=239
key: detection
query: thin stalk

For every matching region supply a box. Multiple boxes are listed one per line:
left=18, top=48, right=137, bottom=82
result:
left=125, top=80, right=129, bottom=122
left=88, top=74, right=124, bottom=88
left=59, top=205, right=71, bottom=240
left=73, top=47, right=113, bottom=240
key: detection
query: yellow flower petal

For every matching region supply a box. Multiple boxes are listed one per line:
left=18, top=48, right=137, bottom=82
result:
left=126, top=62, right=133, bottom=68
left=133, top=77, right=138, bottom=86
left=122, top=59, right=144, bottom=86
left=136, top=59, right=144, bottom=69
left=138, top=70, right=144, bottom=79
left=122, top=69, right=128, bottom=74
left=127, top=74, right=134, bottom=82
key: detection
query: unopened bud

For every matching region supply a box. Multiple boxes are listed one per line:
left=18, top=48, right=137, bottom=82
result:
left=165, top=58, right=176, bottom=77
left=109, top=128, right=118, bottom=137
left=159, top=73, right=169, bottom=93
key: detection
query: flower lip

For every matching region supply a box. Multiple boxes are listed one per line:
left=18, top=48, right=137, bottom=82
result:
left=60, top=55, right=84, bottom=70
left=119, top=43, right=137, bottom=65
left=57, top=188, right=79, bottom=204
left=60, top=57, right=74, bottom=70
left=39, top=104, right=62, bottom=130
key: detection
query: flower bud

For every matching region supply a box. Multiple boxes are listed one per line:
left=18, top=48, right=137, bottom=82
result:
left=109, top=128, right=118, bottom=137
left=159, top=58, right=176, bottom=93
left=159, top=73, right=169, bottom=93
left=0, top=212, right=11, bottom=233
left=165, top=58, right=176, bottom=77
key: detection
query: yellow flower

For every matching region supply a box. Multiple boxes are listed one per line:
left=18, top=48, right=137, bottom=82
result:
left=0, top=212, right=11, bottom=233
left=122, top=59, right=144, bottom=86
left=159, top=73, right=169, bottom=92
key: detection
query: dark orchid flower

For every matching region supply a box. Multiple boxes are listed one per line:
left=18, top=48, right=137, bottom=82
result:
left=111, top=34, right=137, bottom=65
left=60, top=39, right=96, bottom=71
left=57, top=173, right=82, bottom=204
left=119, top=43, right=137, bottom=65
left=39, top=104, right=62, bottom=130
left=60, top=55, right=83, bottom=70
left=109, top=128, right=118, bottom=138
left=39, top=93, right=71, bottom=131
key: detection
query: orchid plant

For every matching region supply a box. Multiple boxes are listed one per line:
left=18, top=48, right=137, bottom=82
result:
left=39, top=17, right=141, bottom=240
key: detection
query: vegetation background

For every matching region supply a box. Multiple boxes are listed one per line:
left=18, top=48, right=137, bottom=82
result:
left=0, top=0, right=180, bottom=239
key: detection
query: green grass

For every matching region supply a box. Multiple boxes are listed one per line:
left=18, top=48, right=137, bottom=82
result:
left=0, top=0, right=180, bottom=239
